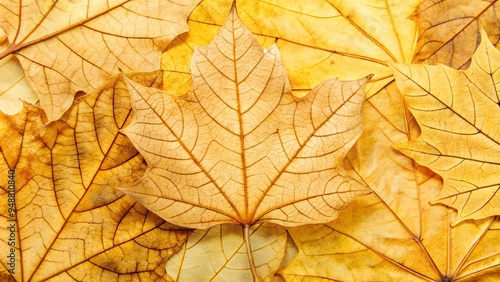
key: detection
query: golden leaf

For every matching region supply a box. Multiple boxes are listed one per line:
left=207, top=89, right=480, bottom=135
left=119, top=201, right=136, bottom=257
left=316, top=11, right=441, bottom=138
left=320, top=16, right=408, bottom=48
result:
left=4, top=0, right=498, bottom=280
left=390, top=30, right=500, bottom=224
left=0, top=0, right=201, bottom=122
left=281, top=59, right=500, bottom=281
left=120, top=5, right=370, bottom=229
left=162, top=0, right=420, bottom=98
left=411, top=0, right=500, bottom=69
left=166, top=223, right=287, bottom=282
left=283, top=195, right=500, bottom=281
left=0, top=72, right=190, bottom=281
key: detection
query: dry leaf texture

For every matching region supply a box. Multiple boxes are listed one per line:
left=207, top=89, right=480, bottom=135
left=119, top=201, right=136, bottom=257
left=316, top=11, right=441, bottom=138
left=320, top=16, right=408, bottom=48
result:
left=162, top=0, right=419, bottom=98
left=0, top=72, right=190, bottom=281
left=391, top=31, right=500, bottom=224
left=0, top=55, right=38, bottom=115
left=283, top=195, right=500, bottom=281
left=411, top=0, right=500, bottom=69
left=0, top=0, right=201, bottom=121
left=166, top=223, right=287, bottom=281
left=281, top=63, right=500, bottom=282
left=120, top=6, right=370, bottom=229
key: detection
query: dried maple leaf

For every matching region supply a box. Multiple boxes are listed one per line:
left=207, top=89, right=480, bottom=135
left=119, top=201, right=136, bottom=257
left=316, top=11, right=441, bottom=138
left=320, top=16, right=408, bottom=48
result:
left=0, top=72, right=190, bottom=281
left=0, top=0, right=201, bottom=122
left=120, top=5, right=370, bottom=280
left=281, top=63, right=500, bottom=282
left=0, top=31, right=37, bottom=115
left=166, top=223, right=287, bottom=281
left=121, top=4, right=369, bottom=228
left=390, top=31, right=500, bottom=225
left=411, top=0, right=500, bottom=69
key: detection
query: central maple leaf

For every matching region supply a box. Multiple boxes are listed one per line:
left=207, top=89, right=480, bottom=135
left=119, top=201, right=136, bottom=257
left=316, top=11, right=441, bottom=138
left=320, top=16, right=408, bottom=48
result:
left=119, top=5, right=371, bottom=229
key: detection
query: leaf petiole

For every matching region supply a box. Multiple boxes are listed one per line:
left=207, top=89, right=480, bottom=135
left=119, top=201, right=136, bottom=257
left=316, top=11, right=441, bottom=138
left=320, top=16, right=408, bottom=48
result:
left=243, top=224, right=259, bottom=282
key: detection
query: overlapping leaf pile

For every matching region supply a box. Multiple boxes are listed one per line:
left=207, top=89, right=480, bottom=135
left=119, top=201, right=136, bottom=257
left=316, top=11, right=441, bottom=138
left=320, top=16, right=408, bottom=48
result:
left=0, top=1, right=199, bottom=280
left=161, top=1, right=500, bottom=280
left=0, top=0, right=201, bottom=121
left=0, top=72, right=191, bottom=281
left=1, top=0, right=500, bottom=281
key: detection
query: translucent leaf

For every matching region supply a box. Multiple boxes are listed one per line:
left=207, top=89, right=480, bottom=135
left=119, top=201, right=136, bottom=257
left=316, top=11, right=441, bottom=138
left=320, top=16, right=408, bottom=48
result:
left=166, top=224, right=287, bottom=281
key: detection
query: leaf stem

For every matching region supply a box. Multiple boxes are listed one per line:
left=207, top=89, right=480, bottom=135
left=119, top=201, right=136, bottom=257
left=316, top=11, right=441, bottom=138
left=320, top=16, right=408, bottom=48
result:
left=243, top=224, right=259, bottom=282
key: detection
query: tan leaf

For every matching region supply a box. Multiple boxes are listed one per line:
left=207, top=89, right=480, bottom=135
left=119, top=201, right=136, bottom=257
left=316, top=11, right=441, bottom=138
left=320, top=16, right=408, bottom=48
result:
left=0, top=55, right=38, bottom=115
left=0, top=72, right=190, bottom=281
left=166, top=223, right=287, bottom=281
left=0, top=28, right=37, bottom=115
left=281, top=66, right=500, bottom=281
left=0, top=0, right=201, bottom=121
left=411, top=0, right=500, bottom=69
left=120, top=5, right=370, bottom=229
left=390, top=30, right=500, bottom=224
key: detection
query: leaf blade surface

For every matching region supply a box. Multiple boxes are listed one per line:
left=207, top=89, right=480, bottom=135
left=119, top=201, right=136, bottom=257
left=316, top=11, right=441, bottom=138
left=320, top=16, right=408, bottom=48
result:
left=166, top=223, right=287, bottom=282
left=121, top=6, right=370, bottom=229
left=0, top=0, right=201, bottom=121
left=391, top=31, right=500, bottom=224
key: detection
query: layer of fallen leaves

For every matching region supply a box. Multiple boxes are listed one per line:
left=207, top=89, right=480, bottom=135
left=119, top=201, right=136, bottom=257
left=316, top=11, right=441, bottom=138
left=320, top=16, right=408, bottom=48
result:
left=0, top=0, right=201, bottom=121
left=282, top=69, right=500, bottom=280
left=0, top=72, right=190, bottom=281
left=160, top=0, right=500, bottom=280
left=1, top=0, right=500, bottom=281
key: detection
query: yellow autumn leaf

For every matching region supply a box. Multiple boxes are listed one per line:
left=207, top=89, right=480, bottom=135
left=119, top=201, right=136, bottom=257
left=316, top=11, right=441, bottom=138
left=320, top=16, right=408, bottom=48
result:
left=162, top=0, right=419, bottom=97
left=281, top=61, right=500, bottom=282
left=166, top=223, right=287, bottom=282
left=0, top=72, right=190, bottom=281
left=390, top=30, right=500, bottom=225
left=4, top=0, right=499, bottom=280
left=120, top=5, right=369, bottom=229
left=411, top=0, right=500, bottom=69
left=283, top=196, right=500, bottom=281
left=0, top=0, right=201, bottom=121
